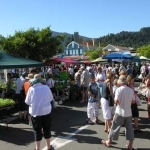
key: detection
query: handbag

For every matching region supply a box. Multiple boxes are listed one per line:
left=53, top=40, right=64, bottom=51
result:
left=108, top=95, right=114, bottom=107
left=106, top=82, right=114, bottom=107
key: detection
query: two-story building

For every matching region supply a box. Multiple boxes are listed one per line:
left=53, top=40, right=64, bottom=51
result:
left=64, top=41, right=96, bottom=56
left=102, top=44, right=133, bottom=55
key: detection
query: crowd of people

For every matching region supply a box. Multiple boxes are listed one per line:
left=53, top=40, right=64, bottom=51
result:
left=2, top=62, right=150, bottom=150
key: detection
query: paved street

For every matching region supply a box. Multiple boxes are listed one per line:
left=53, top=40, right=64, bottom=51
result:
left=0, top=98, right=150, bottom=150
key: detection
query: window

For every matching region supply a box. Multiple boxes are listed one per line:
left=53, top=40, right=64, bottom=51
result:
left=80, top=49, right=83, bottom=55
left=70, top=50, right=72, bottom=55
left=73, top=49, right=75, bottom=55
left=76, top=49, right=79, bottom=55
left=66, top=50, right=68, bottom=55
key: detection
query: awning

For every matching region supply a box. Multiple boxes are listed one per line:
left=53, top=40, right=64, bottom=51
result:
left=0, top=52, right=43, bottom=69
left=92, top=57, right=107, bottom=63
left=103, top=53, right=132, bottom=59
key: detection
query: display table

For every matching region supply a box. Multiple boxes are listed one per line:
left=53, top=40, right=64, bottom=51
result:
left=0, top=106, right=14, bottom=130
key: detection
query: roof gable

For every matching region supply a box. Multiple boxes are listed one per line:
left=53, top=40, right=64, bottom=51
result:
left=103, top=44, right=133, bottom=51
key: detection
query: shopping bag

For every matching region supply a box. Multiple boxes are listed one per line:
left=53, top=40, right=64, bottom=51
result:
left=138, top=74, right=142, bottom=79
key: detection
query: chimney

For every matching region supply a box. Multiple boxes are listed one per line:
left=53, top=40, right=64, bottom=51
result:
left=86, top=42, right=89, bottom=49
left=92, top=38, right=94, bottom=46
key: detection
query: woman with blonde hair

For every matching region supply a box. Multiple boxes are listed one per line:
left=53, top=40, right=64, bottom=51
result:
left=119, top=70, right=127, bottom=76
left=101, top=73, right=114, bottom=133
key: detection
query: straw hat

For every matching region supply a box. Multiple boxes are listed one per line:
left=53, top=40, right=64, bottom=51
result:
left=34, top=74, right=45, bottom=83
left=25, top=74, right=34, bottom=80
left=117, top=75, right=127, bottom=85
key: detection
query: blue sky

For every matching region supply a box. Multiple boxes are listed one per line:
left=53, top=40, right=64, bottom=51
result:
left=0, top=0, right=150, bottom=38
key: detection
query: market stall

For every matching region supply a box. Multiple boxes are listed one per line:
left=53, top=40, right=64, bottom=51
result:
left=0, top=51, right=44, bottom=127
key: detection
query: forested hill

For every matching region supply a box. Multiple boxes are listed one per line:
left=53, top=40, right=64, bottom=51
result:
left=97, top=27, right=150, bottom=48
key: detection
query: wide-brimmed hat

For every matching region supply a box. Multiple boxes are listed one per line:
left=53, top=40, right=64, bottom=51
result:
left=117, top=75, right=127, bottom=85
left=34, top=74, right=45, bottom=83
left=25, top=74, right=34, bottom=80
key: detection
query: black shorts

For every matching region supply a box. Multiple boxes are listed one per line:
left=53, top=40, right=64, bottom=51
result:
left=15, top=94, right=26, bottom=111
left=131, top=104, right=139, bottom=118
left=81, top=86, right=88, bottom=92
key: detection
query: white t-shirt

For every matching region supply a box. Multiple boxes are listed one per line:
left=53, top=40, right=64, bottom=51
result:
left=140, top=66, right=145, bottom=74
left=68, top=68, right=74, bottom=74
left=96, top=73, right=106, bottom=83
left=115, top=85, right=135, bottom=117
left=46, top=78, right=54, bottom=88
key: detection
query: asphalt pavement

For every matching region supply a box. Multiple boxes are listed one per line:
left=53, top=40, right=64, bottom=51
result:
left=0, top=98, right=150, bottom=150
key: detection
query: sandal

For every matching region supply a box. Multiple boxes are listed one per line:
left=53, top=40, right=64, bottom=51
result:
left=95, top=119, right=104, bottom=125
left=126, top=145, right=135, bottom=150
left=101, top=139, right=111, bottom=147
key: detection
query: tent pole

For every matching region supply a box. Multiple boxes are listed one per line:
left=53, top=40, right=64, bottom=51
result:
left=42, top=67, right=46, bottom=79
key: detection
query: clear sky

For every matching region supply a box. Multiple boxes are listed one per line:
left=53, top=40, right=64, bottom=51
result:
left=0, top=0, right=150, bottom=38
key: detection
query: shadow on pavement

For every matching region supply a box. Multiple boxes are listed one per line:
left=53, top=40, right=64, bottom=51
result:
left=51, top=102, right=88, bottom=137
left=0, top=125, right=34, bottom=146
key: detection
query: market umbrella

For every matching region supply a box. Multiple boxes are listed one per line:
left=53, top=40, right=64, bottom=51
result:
left=53, top=57, right=78, bottom=64
left=140, top=56, right=149, bottom=60
left=92, top=57, right=107, bottom=63
left=103, top=53, right=132, bottom=59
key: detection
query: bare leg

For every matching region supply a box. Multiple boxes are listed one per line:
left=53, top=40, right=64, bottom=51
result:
left=35, top=140, right=41, bottom=150
left=106, top=119, right=111, bottom=132
left=45, top=138, right=51, bottom=150
left=80, top=91, right=85, bottom=102
left=104, top=120, right=108, bottom=132
left=134, top=118, right=138, bottom=128
left=23, top=111, right=27, bottom=120
left=19, top=111, right=22, bottom=119
left=84, top=90, right=88, bottom=101
left=126, top=140, right=134, bottom=150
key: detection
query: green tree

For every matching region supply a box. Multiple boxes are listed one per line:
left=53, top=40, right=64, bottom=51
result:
left=85, top=48, right=103, bottom=60
left=0, top=27, right=64, bottom=61
left=137, top=44, right=150, bottom=58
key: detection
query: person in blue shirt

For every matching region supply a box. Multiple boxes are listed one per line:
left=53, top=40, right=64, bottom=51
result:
left=86, top=74, right=103, bottom=125
left=126, top=65, right=133, bottom=76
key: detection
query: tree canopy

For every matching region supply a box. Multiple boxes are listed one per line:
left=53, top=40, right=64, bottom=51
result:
left=95, top=27, right=150, bottom=48
left=137, top=44, right=150, bottom=58
left=84, top=48, right=103, bottom=60
left=0, top=27, right=64, bottom=61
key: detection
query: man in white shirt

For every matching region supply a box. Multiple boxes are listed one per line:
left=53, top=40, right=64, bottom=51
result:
left=101, top=75, right=135, bottom=150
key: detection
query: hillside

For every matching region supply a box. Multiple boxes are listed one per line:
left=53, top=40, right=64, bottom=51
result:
left=52, top=27, right=150, bottom=49
left=97, top=27, right=150, bottom=48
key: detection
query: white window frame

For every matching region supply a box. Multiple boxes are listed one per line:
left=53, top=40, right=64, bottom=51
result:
left=80, top=49, right=83, bottom=55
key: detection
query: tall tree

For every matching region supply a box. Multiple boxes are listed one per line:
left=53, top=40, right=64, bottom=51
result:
left=0, top=27, right=64, bottom=61
left=137, top=44, right=150, bottom=58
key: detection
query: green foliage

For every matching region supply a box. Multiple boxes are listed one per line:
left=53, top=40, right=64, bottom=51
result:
left=137, top=44, right=150, bottom=58
left=0, top=99, right=15, bottom=108
left=95, top=27, right=150, bottom=48
left=85, top=48, right=103, bottom=60
left=0, top=27, right=64, bottom=61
